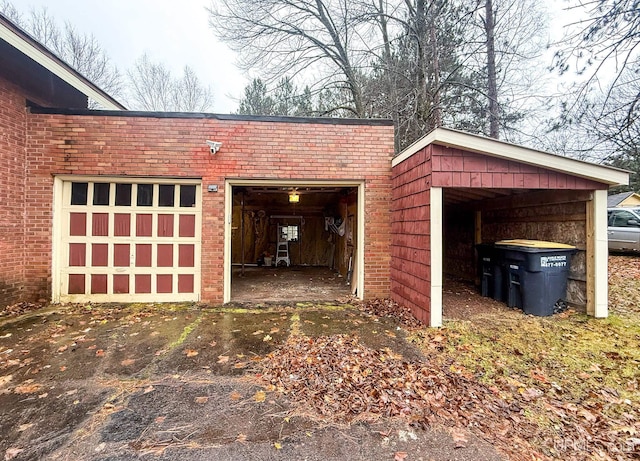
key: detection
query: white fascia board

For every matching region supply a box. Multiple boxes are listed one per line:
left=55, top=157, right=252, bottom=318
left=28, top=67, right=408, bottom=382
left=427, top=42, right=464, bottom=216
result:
left=392, top=128, right=629, bottom=187
left=0, top=23, right=124, bottom=110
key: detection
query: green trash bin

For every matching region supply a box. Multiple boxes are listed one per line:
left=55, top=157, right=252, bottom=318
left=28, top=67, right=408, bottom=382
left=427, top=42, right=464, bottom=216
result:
left=494, top=240, right=576, bottom=316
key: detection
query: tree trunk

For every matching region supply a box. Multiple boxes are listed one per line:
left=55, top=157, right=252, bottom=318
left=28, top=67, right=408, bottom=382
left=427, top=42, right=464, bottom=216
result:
left=485, top=0, right=499, bottom=138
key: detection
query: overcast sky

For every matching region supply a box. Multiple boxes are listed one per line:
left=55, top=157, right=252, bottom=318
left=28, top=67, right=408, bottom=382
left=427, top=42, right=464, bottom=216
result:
left=16, top=0, right=248, bottom=113
left=12, top=0, right=580, bottom=115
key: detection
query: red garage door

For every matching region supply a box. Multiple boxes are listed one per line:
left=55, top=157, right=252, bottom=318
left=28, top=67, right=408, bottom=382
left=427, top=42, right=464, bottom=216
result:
left=55, top=178, right=201, bottom=303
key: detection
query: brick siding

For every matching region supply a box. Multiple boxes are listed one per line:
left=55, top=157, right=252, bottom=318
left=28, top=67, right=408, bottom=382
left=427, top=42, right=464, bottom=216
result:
left=25, top=113, right=394, bottom=303
left=0, top=78, right=27, bottom=306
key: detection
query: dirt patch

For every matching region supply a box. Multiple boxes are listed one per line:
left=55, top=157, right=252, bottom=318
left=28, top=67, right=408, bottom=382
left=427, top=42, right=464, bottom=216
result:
left=230, top=266, right=353, bottom=303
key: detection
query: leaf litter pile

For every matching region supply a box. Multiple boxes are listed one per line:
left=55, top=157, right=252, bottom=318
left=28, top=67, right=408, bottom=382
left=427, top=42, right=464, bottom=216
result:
left=359, top=298, right=424, bottom=329
left=258, top=334, right=540, bottom=458
left=258, top=256, right=640, bottom=460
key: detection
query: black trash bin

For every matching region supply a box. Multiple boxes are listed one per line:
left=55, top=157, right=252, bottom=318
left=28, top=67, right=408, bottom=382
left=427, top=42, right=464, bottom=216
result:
left=476, top=243, right=505, bottom=302
left=494, top=240, right=576, bottom=316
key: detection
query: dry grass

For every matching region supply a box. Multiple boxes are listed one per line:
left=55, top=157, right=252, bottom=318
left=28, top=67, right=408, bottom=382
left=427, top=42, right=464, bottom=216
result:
left=410, top=255, right=640, bottom=460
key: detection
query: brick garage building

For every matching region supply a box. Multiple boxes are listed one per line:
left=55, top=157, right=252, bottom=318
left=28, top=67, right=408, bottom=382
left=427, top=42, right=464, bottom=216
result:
left=1, top=13, right=630, bottom=324
left=0, top=13, right=393, bottom=306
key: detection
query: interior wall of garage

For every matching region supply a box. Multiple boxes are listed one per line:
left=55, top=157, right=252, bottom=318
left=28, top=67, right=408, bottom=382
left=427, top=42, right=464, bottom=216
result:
left=230, top=188, right=357, bottom=272
left=24, top=110, right=394, bottom=304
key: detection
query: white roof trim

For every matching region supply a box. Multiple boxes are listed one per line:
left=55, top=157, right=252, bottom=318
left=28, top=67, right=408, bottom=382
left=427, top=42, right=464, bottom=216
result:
left=392, top=127, right=629, bottom=186
left=0, top=16, right=125, bottom=110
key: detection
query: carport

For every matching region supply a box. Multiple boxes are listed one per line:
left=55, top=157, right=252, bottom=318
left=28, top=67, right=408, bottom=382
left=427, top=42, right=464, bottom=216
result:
left=391, top=128, right=630, bottom=326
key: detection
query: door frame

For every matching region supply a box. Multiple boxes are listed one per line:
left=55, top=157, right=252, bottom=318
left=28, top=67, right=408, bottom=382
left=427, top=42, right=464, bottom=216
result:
left=223, top=179, right=366, bottom=303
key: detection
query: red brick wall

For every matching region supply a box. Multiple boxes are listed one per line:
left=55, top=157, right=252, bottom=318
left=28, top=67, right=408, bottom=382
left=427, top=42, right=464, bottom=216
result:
left=0, top=77, right=27, bottom=306
left=431, top=146, right=608, bottom=190
left=390, top=146, right=432, bottom=324
left=25, top=113, right=394, bottom=303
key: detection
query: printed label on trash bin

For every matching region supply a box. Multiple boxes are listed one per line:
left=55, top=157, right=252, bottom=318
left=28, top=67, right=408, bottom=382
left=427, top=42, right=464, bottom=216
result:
left=510, top=264, right=519, bottom=269
left=540, top=255, right=567, bottom=268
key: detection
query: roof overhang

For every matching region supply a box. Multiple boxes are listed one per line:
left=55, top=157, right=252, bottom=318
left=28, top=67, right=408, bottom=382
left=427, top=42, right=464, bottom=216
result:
left=392, top=127, right=629, bottom=187
left=0, top=13, right=125, bottom=110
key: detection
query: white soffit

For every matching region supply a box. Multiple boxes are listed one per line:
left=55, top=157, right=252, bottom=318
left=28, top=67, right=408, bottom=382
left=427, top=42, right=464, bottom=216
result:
left=392, top=127, right=629, bottom=186
left=0, top=15, right=125, bottom=110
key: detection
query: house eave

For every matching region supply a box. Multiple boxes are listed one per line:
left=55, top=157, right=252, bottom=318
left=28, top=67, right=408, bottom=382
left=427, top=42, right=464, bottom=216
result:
left=0, top=13, right=125, bottom=110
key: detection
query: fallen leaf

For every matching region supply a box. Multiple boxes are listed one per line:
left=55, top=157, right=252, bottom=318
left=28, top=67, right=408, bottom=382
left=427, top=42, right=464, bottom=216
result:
left=143, top=385, right=154, bottom=394
left=270, top=327, right=280, bottom=334
left=87, top=344, right=97, bottom=350
left=4, top=447, right=23, bottom=460
left=521, top=387, right=544, bottom=401
left=230, top=391, right=242, bottom=401
left=0, top=333, right=12, bottom=339
left=0, top=375, right=13, bottom=387
left=578, top=408, right=597, bottom=422
left=236, top=433, right=247, bottom=443
left=252, top=330, right=264, bottom=335
left=95, top=349, right=105, bottom=357
left=209, top=340, right=217, bottom=347
left=254, top=390, right=266, bottom=402
left=14, top=383, right=43, bottom=394
left=234, top=362, right=248, bottom=369
left=59, top=366, right=67, bottom=372
left=184, top=349, right=198, bottom=358
left=451, top=428, right=468, bottom=448
left=194, top=396, right=208, bottom=404
left=217, top=355, right=229, bottom=364
left=17, top=423, right=33, bottom=432
left=394, top=452, right=408, bottom=460
left=120, top=359, right=135, bottom=366
left=57, top=345, right=68, bottom=353
left=263, top=334, right=272, bottom=342
left=273, top=442, right=282, bottom=450
left=155, top=416, right=166, bottom=424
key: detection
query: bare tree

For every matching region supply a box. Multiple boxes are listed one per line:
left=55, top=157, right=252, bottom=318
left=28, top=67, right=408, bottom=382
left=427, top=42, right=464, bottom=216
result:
left=552, top=1, right=639, bottom=139
left=127, top=54, right=214, bottom=112
left=461, top=0, right=549, bottom=141
left=0, top=3, right=125, bottom=107
left=208, top=0, right=374, bottom=117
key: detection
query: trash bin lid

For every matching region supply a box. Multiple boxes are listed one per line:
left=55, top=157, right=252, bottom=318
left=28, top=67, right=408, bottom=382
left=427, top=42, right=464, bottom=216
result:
left=495, top=239, right=575, bottom=249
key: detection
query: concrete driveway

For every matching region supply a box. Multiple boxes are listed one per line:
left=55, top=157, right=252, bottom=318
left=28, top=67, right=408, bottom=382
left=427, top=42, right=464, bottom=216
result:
left=0, top=303, right=503, bottom=461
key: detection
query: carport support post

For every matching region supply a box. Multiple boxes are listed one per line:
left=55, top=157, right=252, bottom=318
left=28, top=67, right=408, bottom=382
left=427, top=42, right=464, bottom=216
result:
left=587, top=189, right=608, bottom=318
left=430, top=187, right=443, bottom=327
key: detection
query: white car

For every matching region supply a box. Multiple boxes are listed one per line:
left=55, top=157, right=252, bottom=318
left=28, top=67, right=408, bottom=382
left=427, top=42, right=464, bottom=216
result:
left=608, top=207, right=640, bottom=253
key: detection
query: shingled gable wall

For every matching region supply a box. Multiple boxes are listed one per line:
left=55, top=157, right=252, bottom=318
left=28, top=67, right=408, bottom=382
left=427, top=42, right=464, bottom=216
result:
left=24, top=111, right=394, bottom=304
left=391, top=144, right=609, bottom=325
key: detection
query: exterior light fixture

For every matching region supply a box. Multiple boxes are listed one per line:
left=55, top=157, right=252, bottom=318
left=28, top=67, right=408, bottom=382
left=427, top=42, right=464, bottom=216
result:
left=289, top=192, right=300, bottom=203
left=206, top=140, right=222, bottom=154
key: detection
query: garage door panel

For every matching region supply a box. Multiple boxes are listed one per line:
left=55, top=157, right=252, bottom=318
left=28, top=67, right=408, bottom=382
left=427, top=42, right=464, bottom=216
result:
left=114, top=214, right=131, bottom=236
left=57, top=178, right=201, bottom=303
left=70, top=213, right=86, bottom=236
left=136, top=214, right=153, bottom=237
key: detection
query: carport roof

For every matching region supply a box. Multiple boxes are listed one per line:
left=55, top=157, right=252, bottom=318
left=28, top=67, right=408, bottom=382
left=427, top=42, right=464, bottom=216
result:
left=393, top=127, right=629, bottom=187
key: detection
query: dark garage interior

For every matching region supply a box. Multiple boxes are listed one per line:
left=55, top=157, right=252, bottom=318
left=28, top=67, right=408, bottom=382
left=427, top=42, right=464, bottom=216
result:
left=230, top=185, right=359, bottom=303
